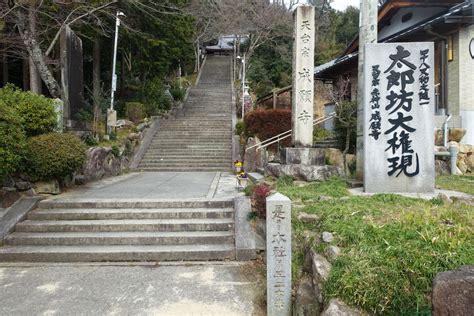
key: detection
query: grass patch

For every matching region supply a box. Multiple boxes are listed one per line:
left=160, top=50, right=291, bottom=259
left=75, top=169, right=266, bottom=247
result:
left=277, top=177, right=474, bottom=315
left=436, top=175, right=474, bottom=195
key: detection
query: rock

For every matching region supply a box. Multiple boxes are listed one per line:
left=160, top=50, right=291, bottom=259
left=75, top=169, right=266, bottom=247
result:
left=0, top=188, right=21, bottom=208
left=322, top=232, right=334, bottom=243
left=137, top=122, right=148, bottom=132
left=435, top=159, right=450, bottom=176
left=432, top=265, right=474, bottom=316
left=321, top=299, right=362, bottom=316
left=434, top=145, right=447, bottom=152
left=34, top=180, right=61, bottom=195
left=265, top=163, right=343, bottom=182
left=294, top=180, right=310, bottom=187
left=2, top=175, right=15, bottom=188
left=297, top=212, right=320, bottom=224
left=457, top=159, right=468, bottom=174
left=319, top=195, right=333, bottom=201
left=22, top=188, right=36, bottom=196
left=127, top=133, right=140, bottom=141
left=325, top=246, right=341, bottom=260
left=448, top=128, right=466, bottom=143
left=344, top=154, right=356, bottom=175
left=83, top=147, right=122, bottom=181
left=437, top=193, right=452, bottom=204
left=325, top=148, right=344, bottom=169
left=311, top=251, right=332, bottom=283
left=466, top=154, right=474, bottom=172
left=459, top=144, right=473, bottom=154
left=294, top=276, right=321, bottom=316
left=243, top=137, right=262, bottom=172
left=434, top=129, right=444, bottom=146
left=450, top=196, right=474, bottom=206
left=74, top=175, right=87, bottom=185
left=59, top=174, right=74, bottom=189
left=15, top=181, right=31, bottom=191
left=115, top=119, right=134, bottom=128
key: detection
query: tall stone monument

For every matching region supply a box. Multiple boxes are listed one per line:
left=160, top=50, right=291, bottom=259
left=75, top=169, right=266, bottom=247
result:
left=364, top=43, right=435, bottom=193
left=291, top=6, right=315, bottom=147
left=60, top=25, right=86, bottom=130
left=266, top=193, right=292, bottom=316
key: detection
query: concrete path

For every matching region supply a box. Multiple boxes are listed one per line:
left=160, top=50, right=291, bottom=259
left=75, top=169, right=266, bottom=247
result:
left=52, top=172, right=242, bottom=201
left=0, top=262, right=266, bottom=316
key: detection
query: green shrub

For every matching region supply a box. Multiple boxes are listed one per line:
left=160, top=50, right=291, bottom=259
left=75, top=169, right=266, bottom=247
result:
left=0, top=100, right=26, bottom=179
left=24, top=133, right=87, bottom=181
left=0, top=84, right=57, bottom=136
left=170, top=81, right=186, bottom=102
left=235, top=120, right=245, bottom=136
left=143, top=78, right=172, bottom=115
left=125, top=102, right=146, bottom=123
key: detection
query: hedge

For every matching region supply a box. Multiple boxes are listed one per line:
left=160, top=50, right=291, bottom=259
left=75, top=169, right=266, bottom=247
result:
left=244, top=109, right=292, bottom=150
left=0, top=101, right=26, bottom=179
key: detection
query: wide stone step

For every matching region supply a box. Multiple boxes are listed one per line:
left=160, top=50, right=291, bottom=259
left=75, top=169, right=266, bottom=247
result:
left=16, top=218, right=234, bottom=233
left=5, top=231, right=234, bottom=246
left=28, top=208, right=234, bottom=220
left=141, top=158, right=230, bottom=164
left=151, top=139, right=231, bottom=144
left=139, top=163, right=230, bottom=169
left=0, top=244, right=235, bottom=262
left=140, top=167, right=231, bottom=172
left=38, top=199, right=234, bottom=209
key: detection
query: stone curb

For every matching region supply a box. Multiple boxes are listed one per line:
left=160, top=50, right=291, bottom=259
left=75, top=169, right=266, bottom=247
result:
left=130, top=119, right=160, bottom=170
left=0, top=197, right=42, bottom=242
left=234, top=196, right=256, bottom=260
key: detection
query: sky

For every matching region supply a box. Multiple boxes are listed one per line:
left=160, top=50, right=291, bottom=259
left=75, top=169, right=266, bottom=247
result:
left=330, top=0, right=360, bottom=11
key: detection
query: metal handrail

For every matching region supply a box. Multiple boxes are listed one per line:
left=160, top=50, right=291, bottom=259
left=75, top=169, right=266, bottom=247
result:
left=245, top=112, right=336, bottom=152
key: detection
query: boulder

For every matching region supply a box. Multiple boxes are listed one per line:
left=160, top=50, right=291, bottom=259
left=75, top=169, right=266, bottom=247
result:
left=15, top=181, right=32, bottom=191
left=466, top=154, right=474, bottom=172
left=322, top=232, right=334, bottom=243
left=243, top=137, right=262, bottom=172
left=437, top=193, right=452, bottom=204
left=311, top=251, right=332, bottom=283
left=321, top=299, right=362, bottom=316
left=344, top=154, right=356, bottom=175
left=325, top=246, right=341, bottom=260
left=74, top=175, right=87, bottom=185
left=325, top=148, right=344, bottom=169
left=297, top=212, right=320, bottom=224
left=457, top=157, right=468, bottom=174
left=448, top=128, right=466, bottom=143
left=294, top=276, right=320, bottom=316
left=265, top=163, right=342, bottom=182
left=137, top=122, right=149, bottom=132
left=434, top=129, right=444, bottom=146
left=432, top=265, right=474, bottom=316
left=34, top=180, right=61, bottom=195
left=435, top=159, right=450, bottom=176
left=459, top=144, right=473, bottom=154
left=127, top=133, right=141, bottom=141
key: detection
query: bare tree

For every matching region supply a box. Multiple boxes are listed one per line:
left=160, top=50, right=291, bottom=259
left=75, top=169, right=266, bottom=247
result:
left=325, top=76, right=357, bottom=172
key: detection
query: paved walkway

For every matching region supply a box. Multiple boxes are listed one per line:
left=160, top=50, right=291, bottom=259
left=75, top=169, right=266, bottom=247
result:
left=0, top=262, right=265, bottom=316
left=53, top=171, right=242, bottom=201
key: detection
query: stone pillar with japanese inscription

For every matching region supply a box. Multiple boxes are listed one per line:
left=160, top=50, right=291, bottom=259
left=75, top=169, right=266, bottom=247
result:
left=266, top=193, right=292, bottom=316
left=292, top=6, right=315, bottom=147
left=364, top=43, right=435, bottom=193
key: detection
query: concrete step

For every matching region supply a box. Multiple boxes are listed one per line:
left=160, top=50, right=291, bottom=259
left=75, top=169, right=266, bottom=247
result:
left=5, top=231, right=234, bottom=246
left=38, top=199, right=234, bottom=209
left=140, top=158, right=230, bottom=164
left=28, top=208, right=234, bottom=221
left=140, top=167, right=231, bottom=172
left=16, top=218, right=235, bottom=233
left=151, top=139, right=231, bottom=144
left=142, top=155, right=231, bottom=160
left=0, top=244, right=235, bottom=262
left=139, top=163, right=230, bottom=169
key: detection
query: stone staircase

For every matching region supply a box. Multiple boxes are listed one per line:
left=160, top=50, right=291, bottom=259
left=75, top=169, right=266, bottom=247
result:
left=0, top=199, right=235, bottom=262
left=139, top=56, right=233, bottom=172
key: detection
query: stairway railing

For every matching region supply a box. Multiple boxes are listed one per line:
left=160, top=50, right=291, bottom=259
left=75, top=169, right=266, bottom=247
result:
left=245, top=112, right=336, bottom=152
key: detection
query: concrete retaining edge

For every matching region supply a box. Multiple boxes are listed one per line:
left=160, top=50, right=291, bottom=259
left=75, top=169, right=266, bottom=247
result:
left=0, top=196, right=42, bottom=242
left=234, top=196, right=256, bottom=261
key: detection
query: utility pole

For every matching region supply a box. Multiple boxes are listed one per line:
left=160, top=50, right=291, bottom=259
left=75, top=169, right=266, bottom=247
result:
left=356, top=0, right=378, bottom=180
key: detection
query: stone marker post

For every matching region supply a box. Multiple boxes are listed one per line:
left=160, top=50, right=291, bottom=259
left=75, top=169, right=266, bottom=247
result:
left=364, top=43, right=435, bottom=193
left=267, top=193, right=292, bottom=316
left=60, top=25, right=85, bottom=130
left=292, top=6, right=315, bottom=147
left=356, top=0, right=378, bottom=180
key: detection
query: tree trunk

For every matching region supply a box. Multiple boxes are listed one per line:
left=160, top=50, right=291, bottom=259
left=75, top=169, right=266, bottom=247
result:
left=2, top=54, right=8, bottom=85
left=22, top=59, right=30, bottom=90
left=28, top=0, right=42, bottom=94
left=343, top=126, right=351, bottom=175
left=92, top=38, right=101, bottom=136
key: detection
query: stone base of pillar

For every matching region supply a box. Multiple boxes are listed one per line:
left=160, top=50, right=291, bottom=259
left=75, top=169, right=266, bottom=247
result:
left=280, top=147, right=325, bottom=166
